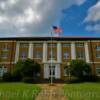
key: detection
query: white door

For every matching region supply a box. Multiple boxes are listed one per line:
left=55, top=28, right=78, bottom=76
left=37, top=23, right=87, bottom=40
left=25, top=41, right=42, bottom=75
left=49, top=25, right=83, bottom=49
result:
left=55, top=64, right=61, bottom=79
left=44, top=64, right=49, bottom=79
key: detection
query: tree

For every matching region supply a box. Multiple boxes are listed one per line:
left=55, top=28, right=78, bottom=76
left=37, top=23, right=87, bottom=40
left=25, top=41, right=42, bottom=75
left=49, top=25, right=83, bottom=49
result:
left=14, top=59, right=41, bottom=80
left=70, top=60, right=91, bottom=79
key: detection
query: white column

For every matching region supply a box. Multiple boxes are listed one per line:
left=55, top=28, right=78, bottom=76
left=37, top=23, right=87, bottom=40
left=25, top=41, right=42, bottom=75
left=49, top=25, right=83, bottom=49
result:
left=85, top=42, right=90, bottom=63
left=15, top=42, right=20, bottom=63
left=44, top=64, right=49, bottom=79
left=28, top=42, right=33, bottom=59
left=43, top=42, right=47, bottom=63
left=71, top=42, right=76, bottom=60
left=57, top=42, right=62, bottom=63
left=55, top=64, right=61, bottom=79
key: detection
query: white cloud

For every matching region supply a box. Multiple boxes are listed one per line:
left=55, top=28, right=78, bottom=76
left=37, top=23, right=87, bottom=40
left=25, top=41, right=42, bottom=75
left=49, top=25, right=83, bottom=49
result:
left=84, top=0, right=100, bottom=22
left=84, top=0, right=100, bottom=33
left=0, top=0, right=86, bottom=37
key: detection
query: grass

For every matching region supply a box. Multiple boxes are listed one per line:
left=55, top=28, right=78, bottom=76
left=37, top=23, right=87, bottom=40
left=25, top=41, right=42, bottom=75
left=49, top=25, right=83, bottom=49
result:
left=0, top=82, right=41, bottom=100
left=63, top=82, right=100, bottom=100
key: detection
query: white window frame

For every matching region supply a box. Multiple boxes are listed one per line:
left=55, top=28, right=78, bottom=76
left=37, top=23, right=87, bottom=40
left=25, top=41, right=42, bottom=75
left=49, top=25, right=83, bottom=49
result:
left=76, top=50, right=85, bottom=59
left=64, top=66, right=70, bottom=76
left=34, top=50, right=42, bottom=59
left=20, top=43, right=29, bottom=48
left=76, top=43, right=84, bottom=47
left=62, top=43, right=70, bottom=47
left=63, top=52, right=69, bottom=59
left=96, top=67, right=100, bottom=76
left=34, top=43, right=43, bottom=48
left=1, top=52, right=9, bottom=59
left=96, top=45, right=100, bottom=51
left=96, top=52, right=100, bottom=58
left=0, top=66, right=7, bottom=77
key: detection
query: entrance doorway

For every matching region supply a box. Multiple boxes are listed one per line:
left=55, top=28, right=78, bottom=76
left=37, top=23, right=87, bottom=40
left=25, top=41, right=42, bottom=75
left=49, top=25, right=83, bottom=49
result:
left=49, top=66, right=55, bottom=79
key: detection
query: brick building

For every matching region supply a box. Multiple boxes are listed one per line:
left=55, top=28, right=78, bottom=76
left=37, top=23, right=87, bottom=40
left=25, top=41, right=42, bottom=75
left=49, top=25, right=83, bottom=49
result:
left=0, top=37, right=100, bottom=80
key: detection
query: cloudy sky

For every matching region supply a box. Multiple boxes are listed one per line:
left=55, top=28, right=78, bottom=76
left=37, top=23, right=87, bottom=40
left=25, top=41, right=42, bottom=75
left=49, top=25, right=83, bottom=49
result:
left=0, top=0, right=100, bottom=37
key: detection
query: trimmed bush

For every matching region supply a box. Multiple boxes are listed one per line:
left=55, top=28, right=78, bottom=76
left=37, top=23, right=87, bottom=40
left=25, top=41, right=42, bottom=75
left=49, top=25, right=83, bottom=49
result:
left=3, top=72, right=13, bottom=82
left=83, top=75, right=99, bottom=82
left=22, top=77, right=34, bottom=83
left=66, top=76, right=82, bottom=83
left=12, top=71, right=22, bottom=82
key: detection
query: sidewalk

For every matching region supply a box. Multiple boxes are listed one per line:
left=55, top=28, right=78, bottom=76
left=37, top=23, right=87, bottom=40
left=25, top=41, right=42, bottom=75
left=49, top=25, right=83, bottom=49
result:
left=35, top=84, right=67, bottom=100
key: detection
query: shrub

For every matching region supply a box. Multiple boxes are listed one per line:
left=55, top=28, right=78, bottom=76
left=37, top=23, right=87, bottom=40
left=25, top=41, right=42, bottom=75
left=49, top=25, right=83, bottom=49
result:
left=22, top=77, right=34, bottom=83
left=83, top=75, right=99, bottom=82
left=66, top=76, right=82, bottom=83
left=12, top=71, right=22, bottom=82
left=15, top=59, right=41, bottom=80
left=70, top=60, right=91, bottom=80
left=3, top=72, right=13, bottom=82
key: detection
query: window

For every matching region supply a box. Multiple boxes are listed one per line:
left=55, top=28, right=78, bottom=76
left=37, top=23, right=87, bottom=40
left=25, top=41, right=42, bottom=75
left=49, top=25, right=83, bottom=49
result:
left=49, top=50, right=55, bottom=59
left=20, top=43, right=29, bottom=48
left=21, top=51, right=28, bottom=59
left=34, top=43, right=43, bottom=47
left=34, top=50, right=42, bottom=59
left=2, top=43, right=10, bottom=51
left=96, top=67, right=100, bottom=76
left=76, top=43, right=84, bottom=47
left=64, top=66, right=70, bottom=76
left=0, top=66, right=7, bottom=77
left=96, top=52, right=100, bottom=58
left=1, top=52, right=9, bottom=59
left=96, top=45, right=100, bottom=50
left=76, top=50, right=85, bottom=59
left=62, top=43, right=70, bottom=47
left=48, top=43, right=57, bottom=47
left=63, top=52, right=69, bottom=59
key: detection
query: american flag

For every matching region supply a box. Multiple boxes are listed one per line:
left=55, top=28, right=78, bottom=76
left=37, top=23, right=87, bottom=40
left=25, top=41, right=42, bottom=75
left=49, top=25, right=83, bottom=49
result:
left=53, top=26, right=62, bottom=33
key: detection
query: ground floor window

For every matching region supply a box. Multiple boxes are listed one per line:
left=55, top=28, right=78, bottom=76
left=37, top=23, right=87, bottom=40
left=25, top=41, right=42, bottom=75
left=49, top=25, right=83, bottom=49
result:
left=0, top=66, right=7, bottom=77
left=96, top=67, right=100, bottom=76
left=64, top=66, right=70, bottom=76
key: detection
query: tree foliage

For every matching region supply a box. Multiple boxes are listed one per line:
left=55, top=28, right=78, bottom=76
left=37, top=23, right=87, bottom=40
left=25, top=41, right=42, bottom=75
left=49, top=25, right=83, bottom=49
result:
left=70, top=60, right=91, bottom=79
left=14, top=59, right=41, bottom=79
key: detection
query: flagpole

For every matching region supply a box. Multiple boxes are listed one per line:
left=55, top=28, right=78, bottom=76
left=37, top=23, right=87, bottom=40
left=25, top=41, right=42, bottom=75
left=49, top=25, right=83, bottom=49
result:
left=50, top=31, right=53, bottom=85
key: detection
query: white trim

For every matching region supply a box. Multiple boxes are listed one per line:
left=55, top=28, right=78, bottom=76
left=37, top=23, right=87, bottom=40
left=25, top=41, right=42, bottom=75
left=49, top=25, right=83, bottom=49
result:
left=44, top=64, right=49, bottom=79
left=71, top=42, right=76, bottom=59
left=28, top=42, right=33, bottom=59
left=55, top=64, right=61, bottom=79
left=43, top=42, right=47, bottom=63
left=85, top=42, right=90, bottom=63
left=15, top=42, right=20, bottom=63
left=0, top=41, right=15, bottom=43
left=57, top=42, right=62, bottom=63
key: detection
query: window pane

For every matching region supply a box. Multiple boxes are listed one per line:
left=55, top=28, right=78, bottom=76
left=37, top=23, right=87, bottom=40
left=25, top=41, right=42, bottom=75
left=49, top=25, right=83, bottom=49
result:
left=63, top=52, right=69, bottom=59
left=76, top=43, right=84, bottom=47
left=34, top=43, right=43, bottom=47
left=96, top=52, right=100, bottom=58
left=62, top=43, right=70, bottom=47
left=20, top=43, right=29, bottom=48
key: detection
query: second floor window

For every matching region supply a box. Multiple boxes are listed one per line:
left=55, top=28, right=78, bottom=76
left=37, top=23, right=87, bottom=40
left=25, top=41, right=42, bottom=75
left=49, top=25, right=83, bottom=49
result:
left=96, top=52, right=100, bottom=58
left=34, top=50, right=42, bottom=59
left=20, top=43, right=29, bottom=48
left=63, top=52, right=69, bottom=59
left=21, top=51, right=27, bottom=59
left=1, top=52, right=9, bottom=59
left=76, top=43, right=84, bottom=47
left=49, top=50, right=56, bottom=59
left=96, top=45, right=100, bottom=50
left=2, top=44, right=10, bottom=51
left=76, top=50, right=85, bottom=59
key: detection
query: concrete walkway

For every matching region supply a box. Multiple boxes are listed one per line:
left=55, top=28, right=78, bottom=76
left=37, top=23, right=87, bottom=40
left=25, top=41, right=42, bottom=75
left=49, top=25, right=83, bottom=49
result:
left=35, top=84, right=67, bottom=100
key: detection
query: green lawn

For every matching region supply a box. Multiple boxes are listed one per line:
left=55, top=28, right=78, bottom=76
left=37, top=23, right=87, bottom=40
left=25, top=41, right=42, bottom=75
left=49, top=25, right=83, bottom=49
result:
left=63, top=82, right=100, bottom=100
left=0, top=82, right=41, bottom=100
